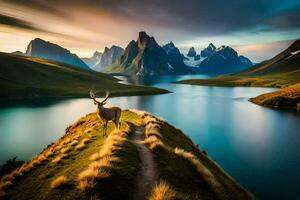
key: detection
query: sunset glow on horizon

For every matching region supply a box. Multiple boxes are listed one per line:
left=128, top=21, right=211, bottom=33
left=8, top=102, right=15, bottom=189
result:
left=0, top=0, right=299, bottom=62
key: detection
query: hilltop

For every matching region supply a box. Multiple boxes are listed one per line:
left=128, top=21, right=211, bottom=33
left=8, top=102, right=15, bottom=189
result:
left=0, top=110, right=254, bottom=200
left=0, top=52, right=168, bottom=99
left=250, top=83, right=300, bottom=111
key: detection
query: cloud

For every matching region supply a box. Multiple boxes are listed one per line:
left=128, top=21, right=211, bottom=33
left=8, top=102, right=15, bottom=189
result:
left=2, top=0, right=300, bottom=37
left=0, top=14, right=42, bottom=31
left=0, top=0, right=299, bottom=60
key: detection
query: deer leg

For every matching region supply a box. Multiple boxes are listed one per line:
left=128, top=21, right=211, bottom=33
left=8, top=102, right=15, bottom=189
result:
left=105, top=121, right=108, bottom=136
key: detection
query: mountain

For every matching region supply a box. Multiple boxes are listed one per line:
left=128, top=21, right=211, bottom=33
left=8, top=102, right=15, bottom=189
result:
left=199, top=45, right=252, bottom=74
left=178, top=39, right=300, bottom=87
left=103, top=32, right=192, bottom=76
left=201, top=43, right=216, bottom=57
left=184, top=43, right=252, bottom=73
left=162, top=41, right=191, bottom=74
left=81, top=51, right=102, bottom=69
left=95, top=46, right=124, bottom=71
left=187, top=47, right=197, bottom=57
left=0, top=52, right=168, bottom=98
left=236, top=39, right=300, bottom=77
left=11, top=51, right=24, bottom=56
left=25, top=38, right=89, bottom=70
left=177, top=39, right=300, bottom=110
left=0, top=109, right=254, bottom=200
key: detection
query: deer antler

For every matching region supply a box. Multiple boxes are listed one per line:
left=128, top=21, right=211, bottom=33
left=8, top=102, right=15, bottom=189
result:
left=90, top=89, right=95, bottom=98
left=90, top=89, right=100, bottom=105
left=101, top=91, right=110, bottom=104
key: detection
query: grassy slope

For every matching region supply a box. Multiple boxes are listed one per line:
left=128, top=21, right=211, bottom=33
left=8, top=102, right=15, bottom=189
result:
left=176, top=40, right=300, bottom=110
left=250, top=83, right=300, bottom=111
left=177, top=39, right=300, bottom=88
left=141, top=112, right=254, bottom=200
left=0, top=52, right=168, bottom=98
left=0, top=110, right=254, bottom=200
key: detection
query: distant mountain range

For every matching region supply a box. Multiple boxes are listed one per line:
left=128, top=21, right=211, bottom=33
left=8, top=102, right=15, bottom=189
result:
left=177, top=39, right=300, bottom=110
left=81, top=51, right=102, bottom=69
left=83, top=46, right=124, bottom=71
left=10, top=33, right=253, bottom=76
left=178, top=39, right=300, bottom=88
left=25, top=38, right=90, bottom=70
left=103, top=32, right=193, bottom=76
left=184, top=43, right=252, bottom=74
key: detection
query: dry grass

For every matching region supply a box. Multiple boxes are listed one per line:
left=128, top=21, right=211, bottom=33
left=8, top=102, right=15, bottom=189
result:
left=45, top=150, right=54, bottom=158
left=149, top=180, right=178, bottom=200
left=78, top=130, right=127, bottom=191
left=78, top=155, right=120, bottom=190
left=144, top=136, right=164, bottom=150
left=50, top=175, right=69, bottom=189
left=128, top=109, right=150, bottom=117
left=70, top=140, right=79, bottom=146
left=173, top=148, right=225, bottom=198
left=52, top=154, right=69, bottom=164
left=60, top=146, right=72, bottom=154
left=0, top=180, right=13, bottom=191
left=145, top=127, right=162, bottom=139
left=77, top=167, right=110, bottom=190
left=1, top=174, right=13, bottom=182
left=62, top=138, right=72, bottom=145
left=75, top=138, right=90, bottom=151
left=143, top=115, right=158, bottom=125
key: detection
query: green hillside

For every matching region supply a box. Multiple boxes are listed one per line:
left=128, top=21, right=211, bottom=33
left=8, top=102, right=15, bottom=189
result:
left=0, top=110, right=254, bottom=200
left=250, top=83, right=300, bottom=111
left=0, top=52, right=168, bottom=99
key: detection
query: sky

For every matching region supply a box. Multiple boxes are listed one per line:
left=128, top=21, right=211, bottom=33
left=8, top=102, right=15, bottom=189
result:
left=0, top=0, right=299, bottom=62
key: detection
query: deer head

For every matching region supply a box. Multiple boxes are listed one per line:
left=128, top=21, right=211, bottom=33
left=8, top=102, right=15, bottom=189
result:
left=90, top=90, right=110, bottom=106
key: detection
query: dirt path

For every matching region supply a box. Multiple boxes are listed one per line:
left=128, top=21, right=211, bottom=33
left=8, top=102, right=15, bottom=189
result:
left=131, top=125, right=158, bottom=200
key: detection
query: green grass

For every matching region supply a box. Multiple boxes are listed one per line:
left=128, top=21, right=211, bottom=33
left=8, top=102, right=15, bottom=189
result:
left=1, top=110, right=254, bottom=199
left=177, top=73, right=300, bottom=88
left=141, top=114, right=254, bottom=200
left=0, top=52, right=169, bottom=99
left=1, top=110, right=141, bottom=200
left=177, top=41, right=300, bottom=88
left=250, top=83, right=300, bottom=111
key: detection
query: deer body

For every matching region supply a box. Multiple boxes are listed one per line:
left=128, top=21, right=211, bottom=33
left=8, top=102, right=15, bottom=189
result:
left=97, top=105, right=121, bottom=134
left=90, top=90, right=121, bottom=136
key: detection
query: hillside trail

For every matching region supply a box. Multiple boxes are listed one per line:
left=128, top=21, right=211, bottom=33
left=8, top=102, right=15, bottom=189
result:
left=130, top=125, right=158, bottom=200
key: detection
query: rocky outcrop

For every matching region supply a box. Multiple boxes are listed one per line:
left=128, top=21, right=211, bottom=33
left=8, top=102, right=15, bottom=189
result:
left=25, top=38, right=89, bottom=70
left=201, top=43, right=216, bottom=58
left=199, top=45, right=252, bottom=74
left=82, top=51, right=102, bottom=69
left=107, top=32, right=192, bottom=76
left=97, top=46, right=124, bottom=70
left=187, top=47, right=197, bottom=57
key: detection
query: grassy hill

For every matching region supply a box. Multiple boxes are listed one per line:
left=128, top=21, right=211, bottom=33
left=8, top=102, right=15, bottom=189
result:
left=0, top=52, right=168, bottom=99
left=250, top=83, right=300, bottom=111
left=0, top=110, right=254, bottom=200
left=176, top=39, right=300, bottom=111
left=177, top=39, right=300, bottom=88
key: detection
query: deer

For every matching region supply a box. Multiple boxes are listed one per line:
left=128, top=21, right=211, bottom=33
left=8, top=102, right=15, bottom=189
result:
left=90, top=90, right=122, bottom=136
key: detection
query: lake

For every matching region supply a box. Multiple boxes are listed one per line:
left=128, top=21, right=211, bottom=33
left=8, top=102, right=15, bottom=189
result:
left=0, top=75, right=300, bottom=199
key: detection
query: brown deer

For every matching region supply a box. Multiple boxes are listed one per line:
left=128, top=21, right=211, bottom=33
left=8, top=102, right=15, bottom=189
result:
left=90, top=90, right=121, bottom=136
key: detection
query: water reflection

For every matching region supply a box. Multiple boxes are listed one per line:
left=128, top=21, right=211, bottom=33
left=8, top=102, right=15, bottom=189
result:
left=0, top=75, right=300, bottom=199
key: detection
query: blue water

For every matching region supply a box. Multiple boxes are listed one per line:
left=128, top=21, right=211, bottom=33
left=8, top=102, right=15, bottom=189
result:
left=0, top=75, right=299, bottom=199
